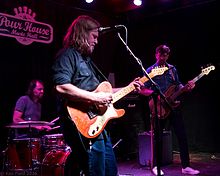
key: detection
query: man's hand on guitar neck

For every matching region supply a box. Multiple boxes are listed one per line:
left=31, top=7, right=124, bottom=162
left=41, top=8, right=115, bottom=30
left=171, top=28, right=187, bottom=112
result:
left=129, top=77, right=144, bottom=92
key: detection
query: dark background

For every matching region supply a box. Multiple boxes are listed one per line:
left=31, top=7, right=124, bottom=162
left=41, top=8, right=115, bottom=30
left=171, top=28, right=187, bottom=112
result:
left=0, top=0, right=219, bottom=158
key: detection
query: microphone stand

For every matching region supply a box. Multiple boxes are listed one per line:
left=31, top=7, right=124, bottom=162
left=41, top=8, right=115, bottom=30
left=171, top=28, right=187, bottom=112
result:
left=117, top=31, right=172, bottom=176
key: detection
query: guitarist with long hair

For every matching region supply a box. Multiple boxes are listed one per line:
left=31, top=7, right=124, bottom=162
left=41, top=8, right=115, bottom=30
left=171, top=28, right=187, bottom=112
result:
left=139, top=44, right=200, bottom=175
left=52, top=15, right=143, bottom=176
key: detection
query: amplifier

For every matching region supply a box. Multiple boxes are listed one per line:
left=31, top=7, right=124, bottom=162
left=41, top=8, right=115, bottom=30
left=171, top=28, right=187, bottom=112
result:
left=138, top=130, right=173, bottom=166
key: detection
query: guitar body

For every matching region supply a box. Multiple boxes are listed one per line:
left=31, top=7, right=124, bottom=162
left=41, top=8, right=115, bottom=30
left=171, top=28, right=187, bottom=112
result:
left=67, top=81, right=125, bottom=138
left=149, top=85, right=181, bottom=119
left=164, top=85, right=181, bottom=108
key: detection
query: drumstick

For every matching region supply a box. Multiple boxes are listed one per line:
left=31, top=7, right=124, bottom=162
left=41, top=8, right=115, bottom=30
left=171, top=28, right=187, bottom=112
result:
left=50, top=126, right=60, bottom=130
left=50, top=117, right=60, bottom=123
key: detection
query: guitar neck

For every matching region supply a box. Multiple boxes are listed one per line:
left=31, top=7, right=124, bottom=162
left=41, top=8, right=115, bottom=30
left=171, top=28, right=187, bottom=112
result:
left=192, top=72, right=205, bottom=83
left=112, top=72, right=153, bottom=104
left=171, top=72, right=205, bottom=100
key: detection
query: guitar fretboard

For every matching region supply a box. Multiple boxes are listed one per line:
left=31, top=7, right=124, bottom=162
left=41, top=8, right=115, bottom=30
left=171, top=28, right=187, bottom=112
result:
left=192, top=73, right=204, bottom=83
left=112, top=72, right=155, bottom=103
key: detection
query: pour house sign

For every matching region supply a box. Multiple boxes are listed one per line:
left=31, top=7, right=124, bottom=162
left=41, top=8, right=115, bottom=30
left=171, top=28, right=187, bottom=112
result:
left=0, top=6, right=53, bottom=45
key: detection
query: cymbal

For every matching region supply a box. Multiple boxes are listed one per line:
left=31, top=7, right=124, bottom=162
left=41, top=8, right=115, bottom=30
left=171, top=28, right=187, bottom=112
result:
left=5, top=121, right=55, bottom=128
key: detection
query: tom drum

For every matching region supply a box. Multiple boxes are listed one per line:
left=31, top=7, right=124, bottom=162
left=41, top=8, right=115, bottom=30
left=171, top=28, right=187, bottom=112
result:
left=42, top=133, right=65, bottom=149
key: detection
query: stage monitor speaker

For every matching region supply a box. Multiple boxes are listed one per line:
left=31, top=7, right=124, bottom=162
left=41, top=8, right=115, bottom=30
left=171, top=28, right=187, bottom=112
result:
left=138, top=130, right=173, bottom=166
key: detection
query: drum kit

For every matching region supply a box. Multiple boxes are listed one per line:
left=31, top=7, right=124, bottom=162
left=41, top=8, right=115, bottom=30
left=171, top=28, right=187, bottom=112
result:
left=2, top=120, right=71, bottom=176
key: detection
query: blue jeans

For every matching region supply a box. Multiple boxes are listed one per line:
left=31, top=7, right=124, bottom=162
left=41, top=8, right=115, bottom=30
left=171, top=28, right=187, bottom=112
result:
left=61, top=116, right=118, bottom=176
left=88, top=132, right=118, bottom=176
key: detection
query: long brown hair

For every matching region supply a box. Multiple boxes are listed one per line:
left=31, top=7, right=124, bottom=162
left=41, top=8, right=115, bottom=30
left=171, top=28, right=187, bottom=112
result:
left=63, top=15, right=100, bottom=55
left=26, top=79, right=44, bottom=100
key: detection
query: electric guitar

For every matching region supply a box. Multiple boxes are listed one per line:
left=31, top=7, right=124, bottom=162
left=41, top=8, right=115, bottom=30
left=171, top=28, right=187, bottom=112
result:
left=149, top=65, right=215, bottom=119
left=67, top=66, right=168, bottom=138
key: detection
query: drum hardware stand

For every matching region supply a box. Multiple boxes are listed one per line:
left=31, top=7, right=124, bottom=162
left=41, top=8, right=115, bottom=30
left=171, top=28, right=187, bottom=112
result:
left=27, top=139, right=41, bottom=172
left=25, top=122, right=41, bottom=175
left=112, top=139, right=122, bottom=149
left=1, top=147, right=8, bottom=175
left=28, top=122, right=35, bottom=171
left=2, top=128, right=14, bottom=174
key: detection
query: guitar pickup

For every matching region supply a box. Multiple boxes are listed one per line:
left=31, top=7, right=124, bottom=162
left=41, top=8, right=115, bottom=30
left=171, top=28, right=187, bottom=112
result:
left=87, top=111, right=97, bottom=119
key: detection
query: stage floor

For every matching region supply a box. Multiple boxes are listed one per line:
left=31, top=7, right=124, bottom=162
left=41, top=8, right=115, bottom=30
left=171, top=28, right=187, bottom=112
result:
left=1, top=152, right=219, bottom=175
left=117, top=152, right=220, bottom=176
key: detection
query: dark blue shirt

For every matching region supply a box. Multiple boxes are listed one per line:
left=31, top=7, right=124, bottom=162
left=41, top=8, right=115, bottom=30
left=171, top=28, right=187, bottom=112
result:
left=144, top=62, right=181, bottom=93
left=51, top=47, right=108, bottom=145
left=52, top=47, right=102, bottom=91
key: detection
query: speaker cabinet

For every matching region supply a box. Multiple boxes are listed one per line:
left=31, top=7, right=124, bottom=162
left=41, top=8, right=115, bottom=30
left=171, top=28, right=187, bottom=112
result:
left=138, top=131, right=173, bottom=166
left=108, top=94, right=149, bottom=160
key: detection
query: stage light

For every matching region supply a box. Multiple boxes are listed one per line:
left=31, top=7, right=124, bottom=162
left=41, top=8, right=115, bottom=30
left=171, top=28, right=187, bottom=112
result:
left=85, top=0, right=93, bottom=3
left=133, top=0, right=142, bottom=6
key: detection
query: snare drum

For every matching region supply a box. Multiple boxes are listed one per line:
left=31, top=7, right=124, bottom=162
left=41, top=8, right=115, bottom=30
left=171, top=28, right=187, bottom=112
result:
left=7, top=138, right=41, bottom=170
left=41, top=148, right=70, bottom=176
left=42, top=134, right=65, bottom=149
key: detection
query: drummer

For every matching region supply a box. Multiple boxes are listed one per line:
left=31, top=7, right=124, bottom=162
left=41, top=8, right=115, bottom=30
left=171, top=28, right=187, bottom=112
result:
left=12, top=79, right=51, bottom=138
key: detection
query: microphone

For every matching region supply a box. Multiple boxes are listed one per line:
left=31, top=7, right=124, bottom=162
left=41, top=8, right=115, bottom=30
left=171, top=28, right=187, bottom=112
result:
left=98, top=25, right=124, bottom=33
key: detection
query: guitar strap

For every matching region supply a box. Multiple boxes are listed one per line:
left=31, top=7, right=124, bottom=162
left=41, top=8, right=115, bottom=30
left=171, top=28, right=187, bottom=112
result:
left=168, top=64, right=176, bottom=82
left=89, top=60, right=108, bottom=82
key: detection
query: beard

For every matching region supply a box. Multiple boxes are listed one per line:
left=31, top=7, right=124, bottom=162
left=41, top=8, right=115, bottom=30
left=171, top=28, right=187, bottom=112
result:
left=81, top=44, right=94, bottom=56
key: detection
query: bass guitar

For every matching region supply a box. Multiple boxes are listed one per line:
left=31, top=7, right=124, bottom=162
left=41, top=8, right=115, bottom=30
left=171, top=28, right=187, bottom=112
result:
left=67, top=66, right=168, bottom=138
left=149, top=65, right=215, bottom=119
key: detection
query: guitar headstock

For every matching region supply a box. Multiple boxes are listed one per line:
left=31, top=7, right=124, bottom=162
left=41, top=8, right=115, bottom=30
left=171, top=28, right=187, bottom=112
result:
left=151, top=66, right=168, bottom=76
left=201, top=65, right=215, bottom=75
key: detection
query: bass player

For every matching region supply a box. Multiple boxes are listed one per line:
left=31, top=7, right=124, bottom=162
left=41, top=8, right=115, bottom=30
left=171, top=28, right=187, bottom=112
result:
left=139, top=44, right=200, bottom=175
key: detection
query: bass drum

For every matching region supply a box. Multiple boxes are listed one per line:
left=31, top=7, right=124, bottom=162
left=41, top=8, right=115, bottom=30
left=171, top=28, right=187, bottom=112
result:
left=41, top=147, right=71, bottom=176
